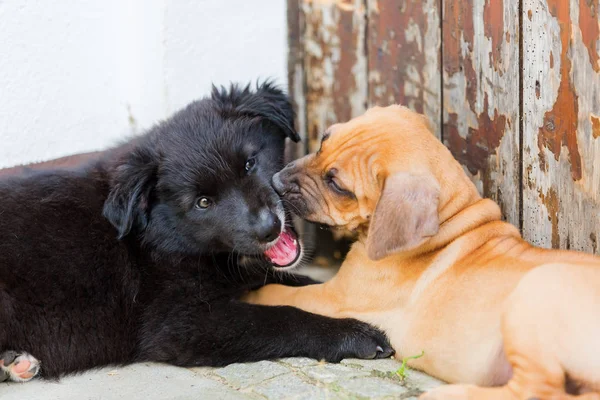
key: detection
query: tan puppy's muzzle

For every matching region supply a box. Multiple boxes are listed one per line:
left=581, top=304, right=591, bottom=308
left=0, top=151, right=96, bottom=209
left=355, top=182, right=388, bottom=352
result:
left=272, top=155, right=327, bottom=222
left=272, top=161, right=299, bottom=198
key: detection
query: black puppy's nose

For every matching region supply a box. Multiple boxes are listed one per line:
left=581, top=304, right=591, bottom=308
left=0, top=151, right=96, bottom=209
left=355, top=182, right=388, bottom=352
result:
left=255, top=209, right=281, bottom=243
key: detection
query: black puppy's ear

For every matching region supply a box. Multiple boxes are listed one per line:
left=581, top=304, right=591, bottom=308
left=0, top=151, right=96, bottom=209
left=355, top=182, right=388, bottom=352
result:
left=103, top=145, right=158, bottom=239
left=239, top=81, right=300, bottom=142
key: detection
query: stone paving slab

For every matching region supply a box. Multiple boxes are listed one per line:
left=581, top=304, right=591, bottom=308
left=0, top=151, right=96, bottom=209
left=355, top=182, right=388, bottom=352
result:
left=0, top=358, right=443, bottom=400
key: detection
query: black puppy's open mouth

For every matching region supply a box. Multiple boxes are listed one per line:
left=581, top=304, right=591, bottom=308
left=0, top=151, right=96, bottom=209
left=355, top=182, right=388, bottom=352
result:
left=263, top=226, right=301, bottom=269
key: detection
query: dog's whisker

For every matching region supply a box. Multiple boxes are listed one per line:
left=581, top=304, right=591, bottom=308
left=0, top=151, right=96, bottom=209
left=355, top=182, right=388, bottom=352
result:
left=263, top=268, right=270, bottom=286
left=281, top=199, right=302, bottom=216
left=235, top=252, right=247, bottom=284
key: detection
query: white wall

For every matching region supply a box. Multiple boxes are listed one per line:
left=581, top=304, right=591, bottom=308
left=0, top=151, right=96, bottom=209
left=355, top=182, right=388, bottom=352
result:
left=0, top=0, right=287, bottom=168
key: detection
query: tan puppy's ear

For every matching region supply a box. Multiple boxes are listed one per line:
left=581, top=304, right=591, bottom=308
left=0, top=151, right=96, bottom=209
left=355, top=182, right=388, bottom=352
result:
left=367, top=172, right=440, bottom=260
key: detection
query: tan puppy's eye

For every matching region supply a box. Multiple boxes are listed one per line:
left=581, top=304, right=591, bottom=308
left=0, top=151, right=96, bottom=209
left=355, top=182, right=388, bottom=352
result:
left=324, top=169, right=356, bottom=199
left=329, top=177, right=344, bottom=192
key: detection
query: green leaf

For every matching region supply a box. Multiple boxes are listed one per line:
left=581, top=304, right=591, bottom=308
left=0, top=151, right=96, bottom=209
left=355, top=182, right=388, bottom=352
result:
left=395, top=350, right=425, bottom=380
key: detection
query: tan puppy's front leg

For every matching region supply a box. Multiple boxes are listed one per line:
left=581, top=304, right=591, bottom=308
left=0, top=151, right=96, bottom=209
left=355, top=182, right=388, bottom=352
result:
left=243, top=283, right=343, bottom=319
left=242, top=284, right=301, bottom=307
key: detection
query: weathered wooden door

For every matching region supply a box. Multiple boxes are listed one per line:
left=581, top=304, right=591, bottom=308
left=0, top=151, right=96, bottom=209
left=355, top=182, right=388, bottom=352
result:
left=288, top=0, right=600, bottom=256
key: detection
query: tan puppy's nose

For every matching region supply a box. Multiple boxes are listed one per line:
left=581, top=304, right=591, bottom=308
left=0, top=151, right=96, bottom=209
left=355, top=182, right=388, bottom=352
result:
left=272, top=172, right=287, bottom=195
left=272, top=164, right=299, bottom=196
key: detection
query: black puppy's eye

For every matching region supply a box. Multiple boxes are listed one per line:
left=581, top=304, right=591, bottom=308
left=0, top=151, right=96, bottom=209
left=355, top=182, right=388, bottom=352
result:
left=196, top=197, right=213, bottom=209
left=245, top=157, right=256, bottom=172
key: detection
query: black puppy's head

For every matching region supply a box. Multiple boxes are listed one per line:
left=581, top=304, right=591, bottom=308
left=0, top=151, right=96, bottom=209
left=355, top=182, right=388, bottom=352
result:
left=103, top=82, right=303, bottom=269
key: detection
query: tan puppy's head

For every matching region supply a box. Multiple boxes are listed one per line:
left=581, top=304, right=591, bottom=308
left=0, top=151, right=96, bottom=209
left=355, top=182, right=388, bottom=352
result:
left=273, top=105, right=461, bottom=261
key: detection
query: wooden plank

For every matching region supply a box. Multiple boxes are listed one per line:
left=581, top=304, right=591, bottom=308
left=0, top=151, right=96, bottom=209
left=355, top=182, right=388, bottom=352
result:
left=286, top=0, right=313, bottom=239
left=286, top=0, right=307, bottom=162
left=301, top=0, right=368, bottom=153
left=297, top=0, right=367, bottom=243
left=367, top=0, right=442, bottom=137
left=522, top=0, right=600, bottom=253
left=442, top=0, right=521, bottom=227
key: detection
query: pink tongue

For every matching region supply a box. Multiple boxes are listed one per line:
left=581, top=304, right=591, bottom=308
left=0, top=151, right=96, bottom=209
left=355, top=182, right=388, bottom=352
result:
left=264, top=229, right=298, bottom=266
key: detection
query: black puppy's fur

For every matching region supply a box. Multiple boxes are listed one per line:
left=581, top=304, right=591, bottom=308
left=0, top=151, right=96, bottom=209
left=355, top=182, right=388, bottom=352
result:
left=0, top=82, right=392, bottom=379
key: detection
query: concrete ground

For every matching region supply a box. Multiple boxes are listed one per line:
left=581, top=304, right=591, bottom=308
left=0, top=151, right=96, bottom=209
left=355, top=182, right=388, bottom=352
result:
left=0, top=358, right=443, bottom=400
left=0, top=266, right=444, bottom=399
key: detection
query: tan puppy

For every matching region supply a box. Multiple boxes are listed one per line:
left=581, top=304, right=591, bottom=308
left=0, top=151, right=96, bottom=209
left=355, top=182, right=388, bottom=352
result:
left=244, top=105, right=600, bottom=399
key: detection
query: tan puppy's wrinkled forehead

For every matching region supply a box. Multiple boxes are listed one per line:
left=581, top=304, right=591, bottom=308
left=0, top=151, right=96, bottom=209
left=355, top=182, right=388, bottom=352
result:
left=318, top=105, right=440, bottom=172
left=306, top=105, right=445, bottom=213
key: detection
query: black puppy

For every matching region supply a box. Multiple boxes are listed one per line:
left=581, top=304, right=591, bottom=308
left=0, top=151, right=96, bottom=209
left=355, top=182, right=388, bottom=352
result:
left=0, top=82, right=392, bottom=382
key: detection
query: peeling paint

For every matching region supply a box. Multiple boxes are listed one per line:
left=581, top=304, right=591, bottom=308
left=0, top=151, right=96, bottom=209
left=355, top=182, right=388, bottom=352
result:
left=287, top=0, right=308, bottom=162
left=579, top=0, right=600, bottom=72
left=525, top=163, right=534, bottom=189
left=367, top=0, right=441, bottom=137
left=446, top=94, right=506, bottom=175
left=523, top=0, right=600, bottom=254
left=443, top=1, right=474, bottom=77
left=483, top=0, right=504, bottom=73
left=333, top=1, right=363, bottom=124
left=442, top=0, right=519, bottom=226
left=463, top=54, right=478, bottom=112
left=296, top=0, right=599, bottom=254
left=443, top=0, right=478, bottom=112
left=303, top=0, right=367, bottom=152
left=538, top=0, right=582, bottom=181
left=539, top=188, right=560, bottom=248
left=592, top=114, right=600, bottom=138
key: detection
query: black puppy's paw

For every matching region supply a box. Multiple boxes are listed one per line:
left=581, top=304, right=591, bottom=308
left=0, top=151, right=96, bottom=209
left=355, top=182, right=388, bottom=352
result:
left=325, top=319, right=394, bottom=362
left=0, top=350, right=41, bottom=382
